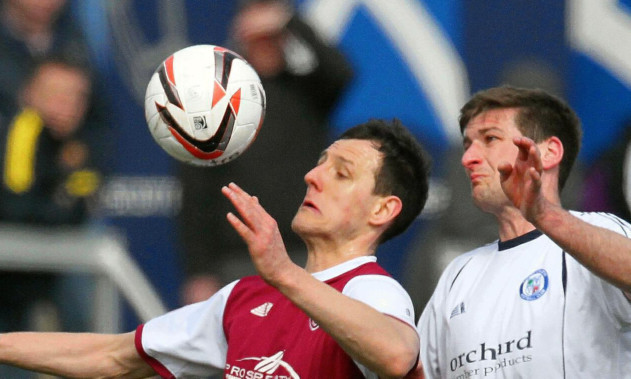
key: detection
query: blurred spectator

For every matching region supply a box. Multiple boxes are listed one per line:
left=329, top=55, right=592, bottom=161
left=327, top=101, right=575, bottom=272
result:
left=0, top=0, right=111, bottom=217
left=0, top=57, right=104, bottom=224
left=0, top=55, right=108, bottom=378
left=0, top=0, right=94, bottom=112
left=177, top=0, right=353, bottom=305
left=0, top=2, right=110, bottom=377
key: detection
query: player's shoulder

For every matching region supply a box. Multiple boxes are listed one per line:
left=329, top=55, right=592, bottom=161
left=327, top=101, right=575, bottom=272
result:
left=431, top=240, right=498, bottom=289
left=230, top=275, right=268, bottom=294
left=450, top=240, right=498, bottom=268
left=570, top=210, right=631, bottom=235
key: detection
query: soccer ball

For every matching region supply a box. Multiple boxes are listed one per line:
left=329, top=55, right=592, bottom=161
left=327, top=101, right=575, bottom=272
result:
left=144, top=44, right=266, bottom=166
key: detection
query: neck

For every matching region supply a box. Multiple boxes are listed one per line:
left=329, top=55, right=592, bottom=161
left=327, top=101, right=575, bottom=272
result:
left=302, top=237, right=377, bottom=273
left=496, top=213, right=536, bottom=241
left=495, top=187, right=562, bottom=241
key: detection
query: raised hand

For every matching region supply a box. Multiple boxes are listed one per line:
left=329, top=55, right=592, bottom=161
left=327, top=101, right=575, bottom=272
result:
left=497, top=136, right=545, bottom=222
left=222, top=182, right=295, bottom=286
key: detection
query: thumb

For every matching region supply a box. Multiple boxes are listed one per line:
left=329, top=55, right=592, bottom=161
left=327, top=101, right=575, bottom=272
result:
left=497, top=162, right=513, bottom=182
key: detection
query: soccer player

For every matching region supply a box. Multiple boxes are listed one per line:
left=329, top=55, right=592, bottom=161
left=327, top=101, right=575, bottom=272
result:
left=0, top=119, right=429, bottom=378
left=417, top=86, right=631, bottom=378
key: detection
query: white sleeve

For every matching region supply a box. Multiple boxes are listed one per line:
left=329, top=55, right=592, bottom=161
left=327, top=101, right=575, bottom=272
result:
left=574, top=212, right=631, bottom=324
left=341, top=275, right=418, bottom=379
left=343, top=274, right=417, bottom=328
left=138, top=280, right=239, bottom=378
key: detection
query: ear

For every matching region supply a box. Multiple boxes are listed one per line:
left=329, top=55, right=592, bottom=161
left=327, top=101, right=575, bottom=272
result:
left=539, top=136, right=563, bottom=170
left=369, top=195, right=402, bottom=227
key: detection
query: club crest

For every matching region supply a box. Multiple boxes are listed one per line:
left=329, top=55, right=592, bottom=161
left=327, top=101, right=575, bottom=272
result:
left=520, top=269, right=548, bottom=301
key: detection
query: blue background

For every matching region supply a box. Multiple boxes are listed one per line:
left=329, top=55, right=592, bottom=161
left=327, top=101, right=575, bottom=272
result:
left=71, top=0, right=631, bottom=325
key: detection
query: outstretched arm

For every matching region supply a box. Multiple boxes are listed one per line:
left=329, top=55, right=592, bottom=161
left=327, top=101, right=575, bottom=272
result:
left=0, top=331, right=155, bottom=378
left=222, top=183, right=419, bottom=378
left=499, top=136, right=631, bottom=296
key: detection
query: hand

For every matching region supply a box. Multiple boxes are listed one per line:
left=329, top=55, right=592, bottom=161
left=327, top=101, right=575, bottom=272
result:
left=222, top=182, right=295, bottom=286
left=498, top=136, right=546, bottom=221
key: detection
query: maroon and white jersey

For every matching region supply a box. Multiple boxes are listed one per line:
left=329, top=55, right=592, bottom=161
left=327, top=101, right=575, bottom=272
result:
left=135, top=256, right=416, bottom=378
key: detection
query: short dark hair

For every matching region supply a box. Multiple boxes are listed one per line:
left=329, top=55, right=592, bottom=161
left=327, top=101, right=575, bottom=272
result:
left=459, top=86, right=581, bottom=190
left=340, top=119, right=431, bottom=243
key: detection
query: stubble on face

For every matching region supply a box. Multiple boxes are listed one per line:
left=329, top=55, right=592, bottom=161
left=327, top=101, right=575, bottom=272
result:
left=462, top=108, right=523, bottom=214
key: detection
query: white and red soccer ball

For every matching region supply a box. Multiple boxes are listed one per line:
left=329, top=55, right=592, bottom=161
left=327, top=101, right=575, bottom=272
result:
left=144, top=44, right=266, bottom=166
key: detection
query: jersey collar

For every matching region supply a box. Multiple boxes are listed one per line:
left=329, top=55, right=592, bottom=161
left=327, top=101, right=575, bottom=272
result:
left=311, top=256, right=377, bottom=282
left=498, top=229, right=543, bottom=251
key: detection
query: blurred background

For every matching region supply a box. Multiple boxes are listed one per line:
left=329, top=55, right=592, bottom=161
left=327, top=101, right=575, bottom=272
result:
left=0, top=0, right=630, bottom=340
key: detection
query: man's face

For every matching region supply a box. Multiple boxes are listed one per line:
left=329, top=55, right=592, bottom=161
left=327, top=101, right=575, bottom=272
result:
left=9, top=0, right=67, bottom=30
left=291, top=139, right=384, bottom=242
left=24, top=63, right=91, bottom=139
left=461, top=108, right=523, bottom=213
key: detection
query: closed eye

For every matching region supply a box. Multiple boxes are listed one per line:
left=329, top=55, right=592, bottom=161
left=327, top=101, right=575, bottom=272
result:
left=336, top=171, right=349, bottom=179
left=484, top=135, right=499, bottom=144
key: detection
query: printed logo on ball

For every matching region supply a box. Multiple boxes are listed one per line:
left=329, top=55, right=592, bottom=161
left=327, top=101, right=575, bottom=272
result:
left=193, top=116, right=207, bottom=130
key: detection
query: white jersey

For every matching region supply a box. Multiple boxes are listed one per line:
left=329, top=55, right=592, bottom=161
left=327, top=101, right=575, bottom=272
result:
left=418, top=211, right=631, bottom=379
left=137, top=256, right=416, bottom=378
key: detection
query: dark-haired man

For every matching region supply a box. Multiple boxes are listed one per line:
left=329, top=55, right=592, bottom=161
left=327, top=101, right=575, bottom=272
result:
left=418, top=86, right=631, bottom=378
left=0, top=119, right=430, bottom=378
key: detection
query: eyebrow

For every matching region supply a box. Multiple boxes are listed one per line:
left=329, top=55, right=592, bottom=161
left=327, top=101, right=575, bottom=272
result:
left=317, top=150, right=327, bottom=163
left=463, top=126, right=504, bottom=139
left=318, top=149, right=355, bottom=167
left=463, top=126, right=505, bottom=146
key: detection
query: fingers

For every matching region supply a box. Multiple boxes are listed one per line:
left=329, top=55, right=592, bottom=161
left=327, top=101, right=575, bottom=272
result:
left=226, top=211, right=252, bottom=243
left=513, top=136, right=536, bottom=158
left=223, top=183, right=286, bottom=277
left=527, top=167, right=542, bottom=187
left=223, top=183, right=263, bottom=246
left=498, top=161, right=513, bottom=182
left=222, top=182, right=269, bottom=234
left=222, top=183, right=257, bottom=213
left=514, top=137, right=530, bottom=161
left=223, top=182, right=253, bottom=222
left=513, top=137, right=543, bottom=171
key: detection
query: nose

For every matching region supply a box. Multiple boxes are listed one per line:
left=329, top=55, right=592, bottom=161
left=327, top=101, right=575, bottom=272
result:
left=461, top=142, right=481, bottom=169
left=304, top=164, right=322, bottom=191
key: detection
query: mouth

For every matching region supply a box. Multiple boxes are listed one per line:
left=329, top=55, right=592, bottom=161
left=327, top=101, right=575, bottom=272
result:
left=301, top=199, right=318, bottom=212
left=469, top=172, right=485, bottom=184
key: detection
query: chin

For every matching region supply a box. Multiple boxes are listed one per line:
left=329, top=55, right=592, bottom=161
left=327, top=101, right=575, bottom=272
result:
left=291, top=215, right=321, bottom=239
left=290, top=215, right=305, bottom=235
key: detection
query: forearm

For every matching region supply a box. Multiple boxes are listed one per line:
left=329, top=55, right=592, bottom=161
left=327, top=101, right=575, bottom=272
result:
left=285, top=15, right=353, bottom=105
left=0, top=331, right=153, bottom=378
left=534, top=203, right=631, bottom=292
left=275, top=265, right=419, bottom=378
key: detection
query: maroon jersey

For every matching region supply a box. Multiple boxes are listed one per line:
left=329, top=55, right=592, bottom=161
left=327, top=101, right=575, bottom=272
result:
left=136, top=257, right=416, bottom=378
left=222, top=262, right=390, bottom=378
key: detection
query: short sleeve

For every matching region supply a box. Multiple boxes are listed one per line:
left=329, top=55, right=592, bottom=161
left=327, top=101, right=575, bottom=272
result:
left=576, top=212, right=631, bottom=324
left=342, top=275, right=416, bottom=328
left=136, top=280, right=239, bottom=378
